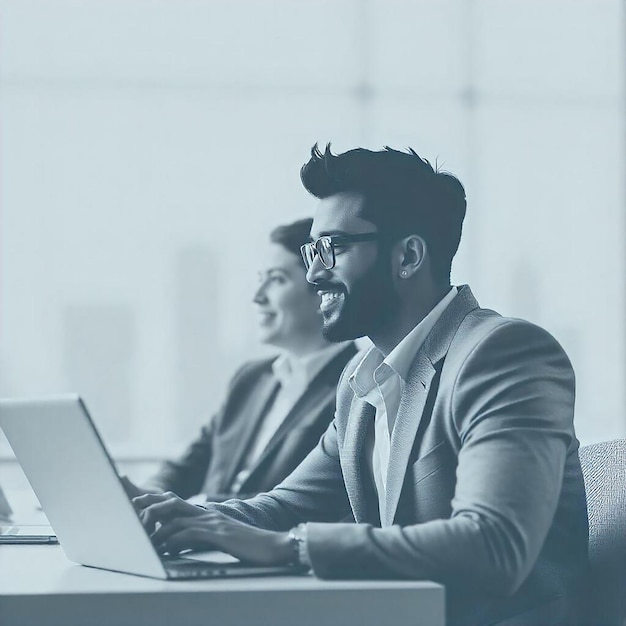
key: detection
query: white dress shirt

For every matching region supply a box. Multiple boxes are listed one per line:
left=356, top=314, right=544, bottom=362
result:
left=348, top=287, right=458, bottom=524
left=229, top=341, right=350, bottom=493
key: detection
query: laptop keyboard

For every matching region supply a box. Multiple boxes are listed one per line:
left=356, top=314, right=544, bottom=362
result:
left=164, top=557, right=233, bottom=579
left=163, top=556, right=305, bottom=580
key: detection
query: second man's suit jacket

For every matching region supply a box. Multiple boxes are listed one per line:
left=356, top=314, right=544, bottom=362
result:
left=148, top=342, right=357, bottom=501
left=211, top=286, right=589, bottom=626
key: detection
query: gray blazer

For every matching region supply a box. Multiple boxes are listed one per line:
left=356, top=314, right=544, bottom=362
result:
left=213, top=286, right=589, bottom=626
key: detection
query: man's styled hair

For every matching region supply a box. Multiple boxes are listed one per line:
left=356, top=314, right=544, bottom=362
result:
left=269, top=218, right=313, bottom=258
left=300, top=144, right=467, bottom=284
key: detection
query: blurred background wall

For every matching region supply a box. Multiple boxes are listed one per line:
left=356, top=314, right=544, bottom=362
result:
left=0, top=0, right=624, bottom=475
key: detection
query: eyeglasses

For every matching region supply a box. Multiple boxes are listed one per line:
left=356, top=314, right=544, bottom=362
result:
left=300, top=233, right=379, bottom=270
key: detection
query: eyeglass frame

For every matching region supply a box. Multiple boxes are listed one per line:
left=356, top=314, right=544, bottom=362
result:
left=300, top=232, right=380, bottom=270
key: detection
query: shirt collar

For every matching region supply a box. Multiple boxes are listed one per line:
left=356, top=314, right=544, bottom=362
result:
left=349, top=286, right=458, bottom=396
left=272, top=341, right=351, bottom=389
left=384, top=286, right=457, bottom=380
left=349, top=345, right=385, bottom=398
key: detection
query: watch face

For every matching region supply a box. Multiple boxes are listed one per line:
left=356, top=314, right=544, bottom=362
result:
left=288, top=524, right=310, bottom=569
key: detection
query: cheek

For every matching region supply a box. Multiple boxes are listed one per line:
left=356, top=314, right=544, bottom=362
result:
left=271, top=289, right=299, bottom=318
left=284, top=290, right=318, bottom=322
left=356, top=252, right=391, bottom=292
left=336, top=248, right=380, bottom=294
left=340, top=270, right=369, bottom=297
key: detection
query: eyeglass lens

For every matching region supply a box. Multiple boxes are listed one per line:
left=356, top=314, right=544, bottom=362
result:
left=318, top=238, right=333, bottom=267
left=301, top=237, right=334, bottom=270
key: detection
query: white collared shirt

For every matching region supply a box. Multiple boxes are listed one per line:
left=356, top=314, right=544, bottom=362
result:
left=348, top=287, right=458, bottom=524
left=229, top=342, right=350, bottom=493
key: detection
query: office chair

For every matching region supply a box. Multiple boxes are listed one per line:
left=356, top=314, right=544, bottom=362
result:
left=578, top=438, right=626, bottom=626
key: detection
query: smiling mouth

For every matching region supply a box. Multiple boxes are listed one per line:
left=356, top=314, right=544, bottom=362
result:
left=257, top=310, right=277, bottom=325
left=318, top=290, right=345, bottom=313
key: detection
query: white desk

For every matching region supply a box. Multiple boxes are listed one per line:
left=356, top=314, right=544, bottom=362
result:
left=0, top=545, right=444, bottom=626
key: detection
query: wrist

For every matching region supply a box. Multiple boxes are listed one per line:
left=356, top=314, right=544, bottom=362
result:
left=287, top=523, right=311, bottom=570
left=275, top=531, right=297, bottom=565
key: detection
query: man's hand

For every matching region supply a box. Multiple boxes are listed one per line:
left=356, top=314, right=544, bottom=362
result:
left=133, top=492, right=294, bottom=566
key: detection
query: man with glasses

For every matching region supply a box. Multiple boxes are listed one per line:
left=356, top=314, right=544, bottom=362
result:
left=135, top=146, right=588, bottom=626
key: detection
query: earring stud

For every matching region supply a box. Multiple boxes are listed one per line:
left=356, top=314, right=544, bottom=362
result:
left=401, top=270, right=408, bottom=278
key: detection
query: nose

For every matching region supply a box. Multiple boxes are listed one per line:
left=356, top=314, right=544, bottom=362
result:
left=305, top=253, right=330, bottom=285
left=253, top=279, right=269, bottom=304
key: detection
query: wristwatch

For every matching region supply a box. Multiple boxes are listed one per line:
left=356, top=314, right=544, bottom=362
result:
left=287, top=523, right=311, bottom=569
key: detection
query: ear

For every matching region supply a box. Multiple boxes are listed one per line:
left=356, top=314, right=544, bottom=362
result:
left=395, top=235, right=426, bottom=279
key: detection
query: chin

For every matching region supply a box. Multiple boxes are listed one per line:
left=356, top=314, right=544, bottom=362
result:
left=322, top=319, right=363, bottom=343
left=257, top=329, right=278, bottom=345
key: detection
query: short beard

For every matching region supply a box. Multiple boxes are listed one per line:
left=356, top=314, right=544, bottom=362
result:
left=321, top=254, right=400, bottom=343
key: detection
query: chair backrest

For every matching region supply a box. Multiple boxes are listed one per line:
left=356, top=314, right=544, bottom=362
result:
left=579, top=439, right=626, bottom=626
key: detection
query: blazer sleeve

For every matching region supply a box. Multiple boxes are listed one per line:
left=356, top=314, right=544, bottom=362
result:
left=205, top=356, right=361, bottom=530
left=207, top=416, right=353, bottom=531
left=303, top=321, right=576, bottom=596
left=145, top=362, right=256, bottom=500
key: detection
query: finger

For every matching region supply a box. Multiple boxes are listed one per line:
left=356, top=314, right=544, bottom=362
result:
left=139, top=494, right=201, bottom=531
left=159, top=527, right=217, bottom=556
left=133, top=491, right=172, bottom=510
left=139, top=507, right=159, bottom=534
left=149, top=510, right=217, bottom=546
left=140, top=500, right=177, bottom=531
left=137, top=494, right=179, bottom=531
left=134, top=493, right=174, bottom=525
left=150, top=516, right=185, bottom=546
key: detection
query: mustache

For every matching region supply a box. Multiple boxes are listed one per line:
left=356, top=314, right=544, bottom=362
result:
left=313, top=279, right=346, bottom=293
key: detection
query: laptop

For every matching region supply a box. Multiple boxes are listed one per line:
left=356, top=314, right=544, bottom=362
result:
left=0, top=394, right=303, bottom=580
left=0, top=480, right=58, bottom=544
left=0, top=523, right=58, bottom=544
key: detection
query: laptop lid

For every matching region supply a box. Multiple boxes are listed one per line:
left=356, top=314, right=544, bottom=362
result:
left=0, top=394, right=167, bottom=578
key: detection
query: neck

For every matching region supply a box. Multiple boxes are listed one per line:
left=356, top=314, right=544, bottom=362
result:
left=278, top=335, right=332, bottom=360
left=370, top=283, right=451, bottom=356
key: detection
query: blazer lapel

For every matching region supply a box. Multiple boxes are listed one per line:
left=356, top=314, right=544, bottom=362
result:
left=383, top=284, right=480, bottom=527
left=239, top=343, right=358, bottom=486
left=383, top=352, right=436, bottom=527
left=221, top=371, right=280, bottom=489
left=246, top=380, right=331, bottom=472
left=340, top=397, right=375, bottom=523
